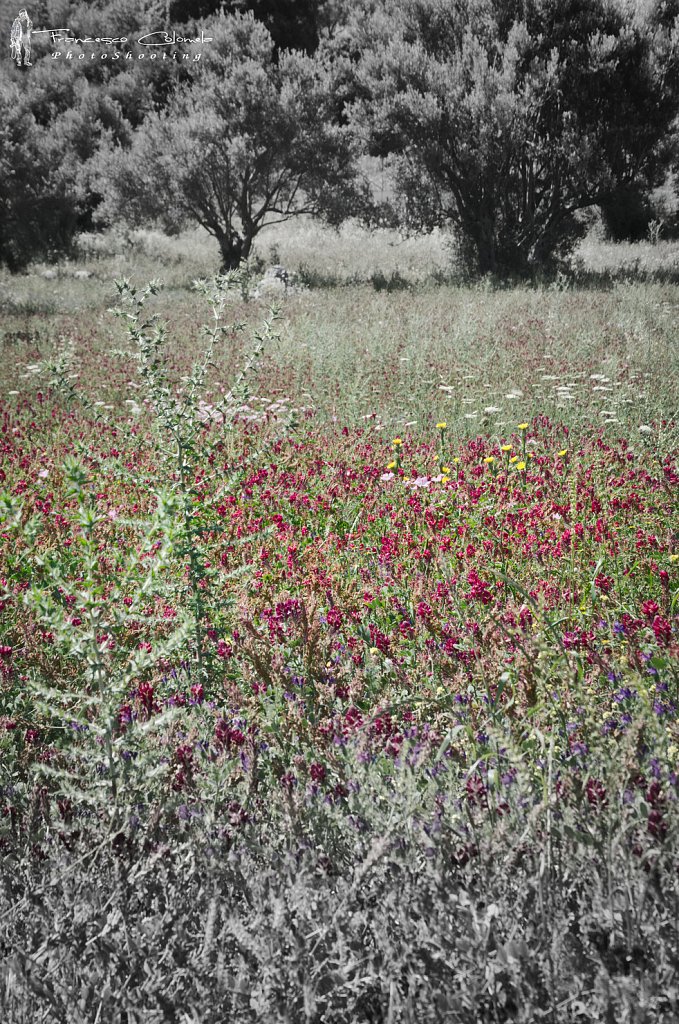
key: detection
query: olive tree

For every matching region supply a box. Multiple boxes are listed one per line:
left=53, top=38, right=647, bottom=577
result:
left=347, top=0, right=679, bottom=276
left=0, top=82, right=83, bottom=271
left=97, top=12, right=366, bottom=269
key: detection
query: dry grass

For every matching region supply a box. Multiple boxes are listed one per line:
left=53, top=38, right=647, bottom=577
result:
left=3, top=218, right=679, bottom=317
left=576, top=234, right=679, bottom=281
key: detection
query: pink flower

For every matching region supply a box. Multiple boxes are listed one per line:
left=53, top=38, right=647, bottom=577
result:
left=594, top=574, right=613, bottom=594
left=652, top=616, right=672, bottom=646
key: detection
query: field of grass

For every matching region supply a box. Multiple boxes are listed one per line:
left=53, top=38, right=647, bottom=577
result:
left=0, top=226, right=678, bottom=1021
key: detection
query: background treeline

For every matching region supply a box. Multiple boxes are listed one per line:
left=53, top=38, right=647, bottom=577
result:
left=2, top=0, right=679, bottom=276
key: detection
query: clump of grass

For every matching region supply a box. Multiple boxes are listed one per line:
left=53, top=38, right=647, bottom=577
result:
left=2, top=751, right=679, bottom=1023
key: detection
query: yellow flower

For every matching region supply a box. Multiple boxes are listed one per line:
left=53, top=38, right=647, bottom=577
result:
left=387, top=461, right=396, bottom=470
left=517, top=461, right=526, bottom=471
left=509, top=455, right=519, bottom=464
left=558, top=449, right=568, bottom=457
left=670, top=554, right=679, bottom=563
left=501, top=444, right=512, bottom=452
left=518, top=422, right=529, bottom=431
left=441, top=466, right=450, bottom=474
left=452, top=456, right=460, bottom=464
left=483, top=456, right=495, bottom=464
left=369, top=646, right=380, bottom=656
left=436, top=421, right=447, bottom=430
left=392, top=438, right=403, bottom=446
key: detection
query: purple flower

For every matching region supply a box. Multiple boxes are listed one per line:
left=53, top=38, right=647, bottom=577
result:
left=614, top=687, right=636, bottom=703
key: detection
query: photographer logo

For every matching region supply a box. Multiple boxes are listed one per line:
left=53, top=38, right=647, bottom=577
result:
left=10, top=8, right=32, bottom=67
left=8, top=9, right=211, bottom=66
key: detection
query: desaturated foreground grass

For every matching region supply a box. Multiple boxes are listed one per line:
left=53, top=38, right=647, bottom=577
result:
left=0, top=235, right=677, bottom=1021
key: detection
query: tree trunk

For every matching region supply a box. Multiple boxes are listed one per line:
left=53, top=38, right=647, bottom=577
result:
left=217, top=230, right=254, bottom=272
left=472, top=212, right=497, bottom=277
left=470, top=208, right=533, bottom=278
left=218, top=233, right=243, bottom=272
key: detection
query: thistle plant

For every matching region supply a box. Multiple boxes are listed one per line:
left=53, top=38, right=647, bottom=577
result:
left=110, top=273, right=281, bottom=687
left=1, top=271, right=283, bottom=831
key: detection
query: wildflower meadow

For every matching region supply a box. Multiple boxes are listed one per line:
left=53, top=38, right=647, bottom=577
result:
left=0, top=249, right=678, bottom=1021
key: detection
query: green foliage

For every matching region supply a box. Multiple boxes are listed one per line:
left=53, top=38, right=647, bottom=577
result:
left=96, top=12, right=367, bottom=270
left=0, top=84, right=82, bottom=271
left=0, top=273, right=282, bottom=827
left=347, top=0, right=679, bottom=278
left=228, top=0, right=323, bottom=52
left=109, top=274, right=280, bottom=683
left=173, top=0, right=339, bottom=52
left=601, top=185, right=654, bottom=242
left=0, top=0, right=220, bottom=270
left=0, top=0, right=187, bottom=270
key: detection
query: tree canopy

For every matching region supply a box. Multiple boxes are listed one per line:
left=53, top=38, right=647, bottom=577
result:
left=3, top=0, right=679, bottom=275
left=96, top=13, right=366, bottom=269
left=0, top=82, right=84, bottom=271
left=347, top=0, right=679, bottom=275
